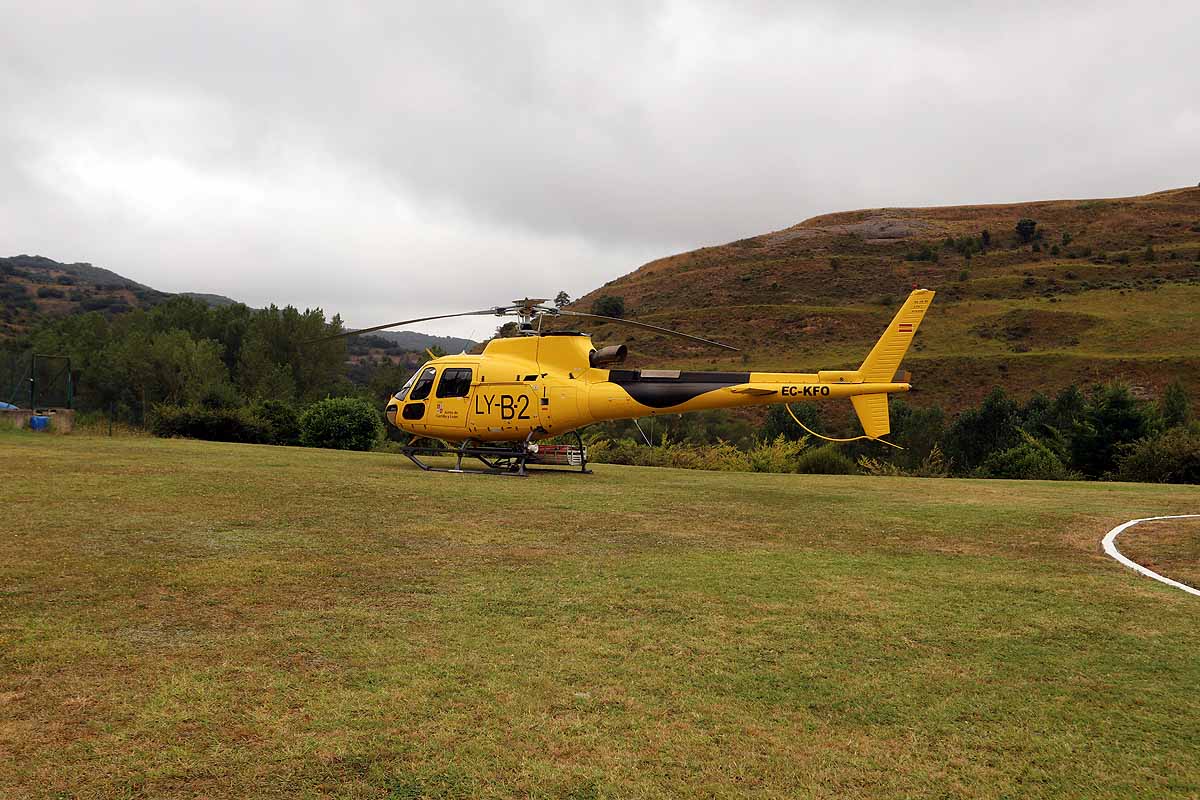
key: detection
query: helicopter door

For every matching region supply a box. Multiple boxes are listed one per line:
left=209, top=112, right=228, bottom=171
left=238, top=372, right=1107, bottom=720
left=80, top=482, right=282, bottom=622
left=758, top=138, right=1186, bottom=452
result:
left=401, top=367, right=437, bottom=422
left=430, top=367, right=473, bottom=430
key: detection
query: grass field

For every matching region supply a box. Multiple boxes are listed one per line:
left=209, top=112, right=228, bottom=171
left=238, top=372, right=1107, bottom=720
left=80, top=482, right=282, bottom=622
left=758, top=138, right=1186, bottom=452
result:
left=2, top=431, right=1198, bottom=799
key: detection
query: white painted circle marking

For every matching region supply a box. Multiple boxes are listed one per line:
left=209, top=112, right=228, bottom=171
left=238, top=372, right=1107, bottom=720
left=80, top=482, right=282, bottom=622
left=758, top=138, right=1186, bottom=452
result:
left=1102, top=515, right=1200, bottom=597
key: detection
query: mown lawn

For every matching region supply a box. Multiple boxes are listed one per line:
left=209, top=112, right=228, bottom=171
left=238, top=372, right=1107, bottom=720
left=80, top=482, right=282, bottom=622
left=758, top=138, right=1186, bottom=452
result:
left=1, top=431, right=1198, bottom=799
left=1117, top=517, right=1200, bottom=590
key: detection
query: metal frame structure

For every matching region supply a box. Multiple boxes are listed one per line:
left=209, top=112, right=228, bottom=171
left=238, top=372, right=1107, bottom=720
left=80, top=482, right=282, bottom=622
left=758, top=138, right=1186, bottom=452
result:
left=400, top=430, right=591, bottom=477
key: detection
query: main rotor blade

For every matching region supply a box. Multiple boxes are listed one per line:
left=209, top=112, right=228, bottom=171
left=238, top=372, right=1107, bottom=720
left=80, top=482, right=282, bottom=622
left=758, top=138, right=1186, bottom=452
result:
left=307, top=309, right=499, bottom=342
left=557, top=310, right=738, bottom=351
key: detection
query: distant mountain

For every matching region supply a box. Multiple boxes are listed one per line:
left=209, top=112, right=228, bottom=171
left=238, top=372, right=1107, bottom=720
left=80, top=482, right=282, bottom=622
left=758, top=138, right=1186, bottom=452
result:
left=371, top=330, right=475, bottom=354
left=1, top=254, right=172, bottom=335
left=0, top=254, right=476, bottom=354
left=179, top=292, right=240, bottom=307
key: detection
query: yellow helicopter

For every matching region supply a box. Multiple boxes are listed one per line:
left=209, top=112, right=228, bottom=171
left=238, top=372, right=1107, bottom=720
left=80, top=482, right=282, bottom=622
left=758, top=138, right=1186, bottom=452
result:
left=326, top=289, right=933, bottom=475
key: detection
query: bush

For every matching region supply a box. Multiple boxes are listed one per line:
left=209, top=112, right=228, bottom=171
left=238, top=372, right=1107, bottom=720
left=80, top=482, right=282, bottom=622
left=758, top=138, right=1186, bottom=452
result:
left=1016, top=218, right=1037, bottom=243
left=586, top=435, right=825, bottom=473
left=979, top=432, right=1073, bottom=480
left=299, top=397, right=383, bottom=451
left=586, top=437, right=749, bottom=471
left=1115, top=427, right=1200, bottom=484
left=591, top=295, right=626, bottom=318
left=1160, top=380, right=1192, bottom=427
left=149, top=404, right=271, bottom=444
left=1070, top=383, right=1162, bottom=477
left=745, top=436, right=809, bottom=472
left=251, top=399, right=301, bottom=445
left=859, top=443, right=952, bottom=478
left=36, top=286, right=65, bottom=299
left=793, top=444, right=857, bottom=474
left=943, top=387, right=1021, bottom=472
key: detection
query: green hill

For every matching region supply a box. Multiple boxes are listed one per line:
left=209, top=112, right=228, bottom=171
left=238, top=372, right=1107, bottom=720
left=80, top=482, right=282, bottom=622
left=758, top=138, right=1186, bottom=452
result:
left=568, top=186, right=1200, bottom=412
left=0, top=255, right=473, bottom=355
left=0, top=254, right=241, bottom=337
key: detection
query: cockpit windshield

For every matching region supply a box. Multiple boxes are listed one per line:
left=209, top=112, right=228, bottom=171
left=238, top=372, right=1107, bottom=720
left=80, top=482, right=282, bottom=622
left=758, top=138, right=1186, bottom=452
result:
left=393, top=364, right=429, bottom=401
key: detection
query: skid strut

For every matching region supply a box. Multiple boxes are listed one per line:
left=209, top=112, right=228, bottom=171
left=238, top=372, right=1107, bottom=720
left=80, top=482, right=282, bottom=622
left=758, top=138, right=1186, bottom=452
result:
left=400, top=431, right=591, bottom=476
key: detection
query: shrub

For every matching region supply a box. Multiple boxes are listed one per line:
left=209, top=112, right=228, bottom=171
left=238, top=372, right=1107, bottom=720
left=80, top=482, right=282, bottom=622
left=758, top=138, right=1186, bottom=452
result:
left=1161, top=380, right=1192, bottom=428
left=149, top=404, right=271, bottom=444
left=251, top=399, right=301, bottom=445
left=1070, top=383, right=1162, bottom=477
left=979, top=432, right=1073, bottom=480
left=586, top=437, right=749, bottom=471
left=859, top=443, right=952, bottom=478
left=904, top=245, right=937, bottom=262
left=1015, top=218, right=1037, bottom=243
left=586, top=435, right=817, bottom=473
left=36, top=286, right=65, bottom=299
left=943, top=387, right=1021, bottom=472
left=299, top=397, right=383, bottom=451
left=745, top=436, right=808, bottom=473
left=1115, top=427, right=1200, bottom=484
left=793, top=444, right=857, bottom=474
left=591, top=295, right=625, bottom=318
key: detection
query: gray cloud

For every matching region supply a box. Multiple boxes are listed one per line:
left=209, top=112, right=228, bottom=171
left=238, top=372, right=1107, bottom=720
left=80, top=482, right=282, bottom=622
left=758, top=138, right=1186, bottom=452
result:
left=2, top=1, right=1197, bottom=334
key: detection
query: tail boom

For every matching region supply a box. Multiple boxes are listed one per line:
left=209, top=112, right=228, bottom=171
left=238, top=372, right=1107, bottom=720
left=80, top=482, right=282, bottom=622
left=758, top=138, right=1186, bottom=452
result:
left=585, top=289, right=934, bottom=438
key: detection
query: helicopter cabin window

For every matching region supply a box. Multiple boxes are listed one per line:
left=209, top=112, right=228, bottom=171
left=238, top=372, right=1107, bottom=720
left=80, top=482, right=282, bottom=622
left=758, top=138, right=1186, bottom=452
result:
left=408, top=367, right=437, bottom=401
left=436, top=368, right=473, bottom=398
left=394, top=369, right=421, bottom=401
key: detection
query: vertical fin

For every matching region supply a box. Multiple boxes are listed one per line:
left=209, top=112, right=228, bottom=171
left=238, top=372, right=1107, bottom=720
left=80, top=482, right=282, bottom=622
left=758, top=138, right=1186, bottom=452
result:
left=851, top=288, right=935, bottom=439
left=859, top=289, right=935, bottom=382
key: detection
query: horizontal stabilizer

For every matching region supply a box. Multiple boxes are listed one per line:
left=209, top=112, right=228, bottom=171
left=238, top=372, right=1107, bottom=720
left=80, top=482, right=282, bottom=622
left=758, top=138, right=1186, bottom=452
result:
left=730, top=384, right=779, bottom=396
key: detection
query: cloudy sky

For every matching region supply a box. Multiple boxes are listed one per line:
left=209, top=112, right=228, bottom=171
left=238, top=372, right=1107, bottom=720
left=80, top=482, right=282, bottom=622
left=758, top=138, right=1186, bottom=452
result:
left=3, top=1, right=1198, bottom=336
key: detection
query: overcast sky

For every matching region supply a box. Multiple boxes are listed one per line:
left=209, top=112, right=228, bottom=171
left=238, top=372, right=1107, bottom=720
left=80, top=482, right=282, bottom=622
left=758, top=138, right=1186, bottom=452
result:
left=3, top=1, right=1198, bottom=337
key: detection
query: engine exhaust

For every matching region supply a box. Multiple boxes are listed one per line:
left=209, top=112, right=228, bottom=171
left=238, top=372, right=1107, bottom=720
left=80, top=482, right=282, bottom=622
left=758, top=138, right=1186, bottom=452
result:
left=589, top=344, right=628, bottom=367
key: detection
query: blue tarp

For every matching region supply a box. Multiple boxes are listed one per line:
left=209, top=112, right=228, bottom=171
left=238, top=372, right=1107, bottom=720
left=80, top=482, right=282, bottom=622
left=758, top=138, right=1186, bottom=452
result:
left=0, top=401, right=18, bottom=410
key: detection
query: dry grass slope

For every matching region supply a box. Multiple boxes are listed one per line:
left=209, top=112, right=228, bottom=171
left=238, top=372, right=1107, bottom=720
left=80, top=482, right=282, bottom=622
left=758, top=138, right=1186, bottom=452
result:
left=567, top=187, right=1200, bottom=413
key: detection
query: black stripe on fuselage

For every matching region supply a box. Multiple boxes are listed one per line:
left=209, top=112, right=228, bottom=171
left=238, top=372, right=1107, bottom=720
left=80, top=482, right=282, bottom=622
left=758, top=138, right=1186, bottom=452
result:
left=606, top=370, right=751, bottom=409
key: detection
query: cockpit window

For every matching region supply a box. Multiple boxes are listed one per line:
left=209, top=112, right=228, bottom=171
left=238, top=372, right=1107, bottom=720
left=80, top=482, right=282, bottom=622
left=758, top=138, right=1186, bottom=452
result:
left=394, top=369, right=421, bottom=401
left=436, top=368, right=473, bottom=398
left=408, top=367, right=437, bottom=401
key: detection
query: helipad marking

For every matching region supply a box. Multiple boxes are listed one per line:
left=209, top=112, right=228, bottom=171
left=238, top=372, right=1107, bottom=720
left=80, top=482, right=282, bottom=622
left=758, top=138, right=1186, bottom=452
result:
left=1102, top=515, right=1200, bottom=597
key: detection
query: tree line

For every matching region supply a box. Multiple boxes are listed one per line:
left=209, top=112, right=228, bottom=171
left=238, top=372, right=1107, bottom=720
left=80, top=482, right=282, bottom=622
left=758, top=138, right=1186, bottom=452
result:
left=585, top=381, right=1198, bottom=484
left=5, top=296, right=392, bottom=420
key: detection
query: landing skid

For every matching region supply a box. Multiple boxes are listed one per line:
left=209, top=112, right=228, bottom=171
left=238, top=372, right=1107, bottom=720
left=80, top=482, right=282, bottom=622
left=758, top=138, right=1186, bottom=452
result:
left=400, top=432, right=591, bottom=477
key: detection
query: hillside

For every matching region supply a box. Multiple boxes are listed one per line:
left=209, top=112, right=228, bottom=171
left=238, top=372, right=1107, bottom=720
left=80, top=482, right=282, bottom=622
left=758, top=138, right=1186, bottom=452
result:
left=568, top=186, right=1200, bottom=412
left=0, top=254, right=242, bottom=337
left=0, top=255, right=473, bottom=355
left=1, top=254, right=173, bottom=335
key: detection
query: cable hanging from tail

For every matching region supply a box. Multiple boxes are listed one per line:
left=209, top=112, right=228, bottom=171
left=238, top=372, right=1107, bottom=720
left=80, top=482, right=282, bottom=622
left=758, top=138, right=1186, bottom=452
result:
left=785, top=404, right=904, bottom=450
